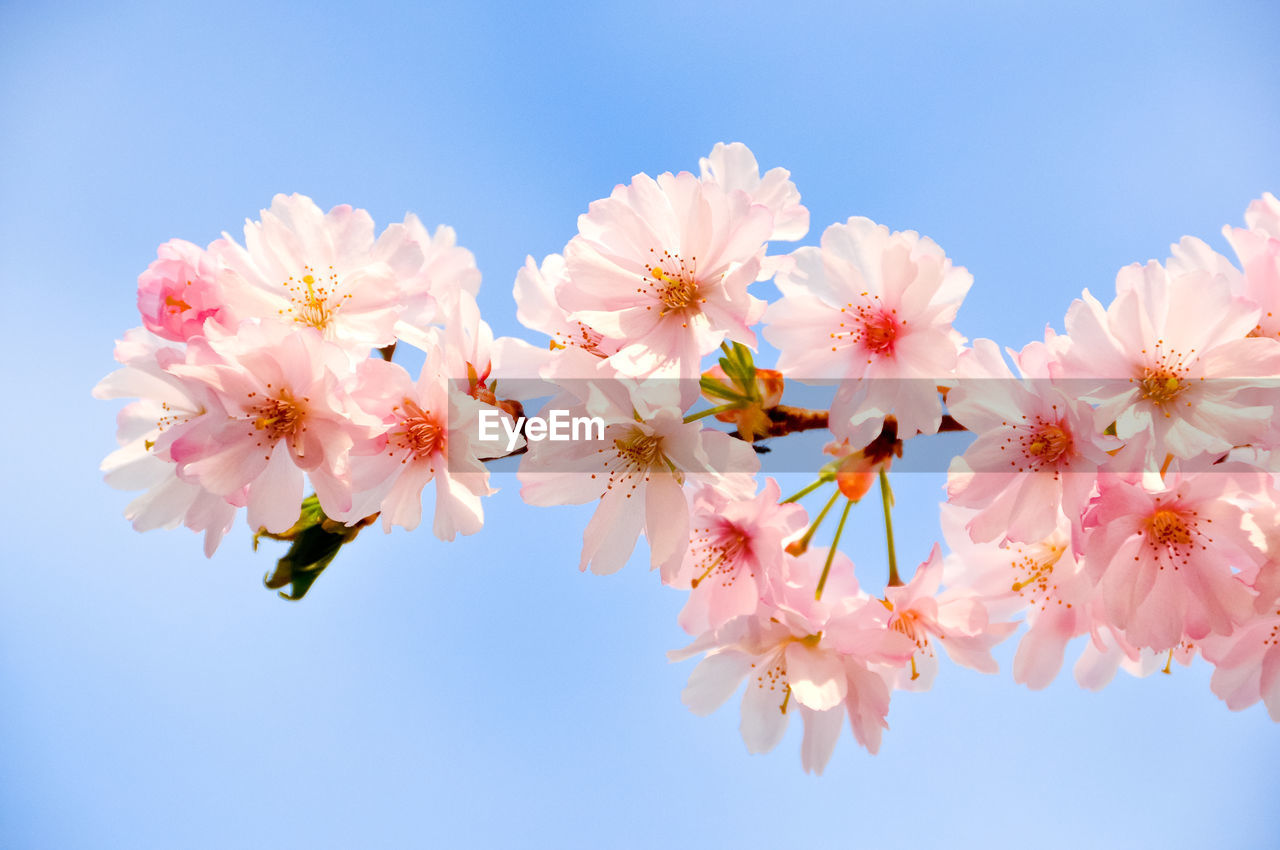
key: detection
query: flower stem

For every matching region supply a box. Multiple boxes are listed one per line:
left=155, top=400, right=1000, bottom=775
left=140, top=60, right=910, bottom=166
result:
left=815, top=497, right=854, bottom=600
left=789, top=489, right=841, bottom=555
left=684, top=403, right=739, bottom=423
left=880, top=467, right=901, bottom=587
left=782, top=476, right=832, bottom=504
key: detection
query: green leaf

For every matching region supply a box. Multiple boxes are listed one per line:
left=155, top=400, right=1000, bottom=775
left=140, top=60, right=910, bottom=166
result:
left=699, top=374, right=748, bottom=402
left=256, top=495, right=378, bottom=601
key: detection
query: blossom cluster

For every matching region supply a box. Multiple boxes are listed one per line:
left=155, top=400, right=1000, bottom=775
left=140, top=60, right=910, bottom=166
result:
left=97, top=148, right=1280, bottom=772
left=95, top=195, right=525, bottom=561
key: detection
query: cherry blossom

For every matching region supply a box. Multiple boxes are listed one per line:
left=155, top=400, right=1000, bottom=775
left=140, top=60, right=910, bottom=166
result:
left=1223, top=192, right=1280, bottom=341
left=1201, top=606, right=1280, bottom=720
left=764, top=216, right=972, bottom=449
left=387, top=213, right=481, bottom=338
left=881, top=544, right=1017, bottom=690
left=1072, top=628, right=1191, bottom=692
left=946, top=338, right=1113, bottom=544
left=699, top=141, right=809, bottom=277
left=213, top=193, right=423, bottom=354
left=668, top=478, right=807, bottom=634
left=337, top=349, right=499, bottom=540
left=512, top=253, right=621, bottom=379
left=165, top=321, right=378, bottom=533
left=560, top=170, right=773, bottom=379
left=99, top=172, right=1280, bottom=772
left=1058, top=259, right=1280, bottom=467
left=136, top=238, right=233, bottom=342
left=941, top=504, right=1095, bottom=689
left=431, top=289, right=548, bottom=403
left=1080, top=470, right=1262, bottom=651
left=518, top=380, right=759, bottom=575
left=93, top=329, right=237, bottom=556
left=671, top=548, right=913, bottom=772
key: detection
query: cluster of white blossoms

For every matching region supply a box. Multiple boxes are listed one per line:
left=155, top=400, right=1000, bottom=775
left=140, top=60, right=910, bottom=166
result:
left=99, top=153, right=1280, bottom=773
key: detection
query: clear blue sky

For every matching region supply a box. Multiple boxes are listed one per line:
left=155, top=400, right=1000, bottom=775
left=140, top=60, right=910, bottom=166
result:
left=2, top=2, right=1277, bottom=847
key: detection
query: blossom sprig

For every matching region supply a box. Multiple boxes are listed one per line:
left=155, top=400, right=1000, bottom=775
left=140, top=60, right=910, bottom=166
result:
left=97, top=151, right=1280, bottom=770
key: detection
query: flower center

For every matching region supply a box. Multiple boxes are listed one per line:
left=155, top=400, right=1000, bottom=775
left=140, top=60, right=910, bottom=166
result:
left=614, top=430, right=665, bottom=471
left=644, top=250, right=705, bottom=314
left=164, top=293, right=192, bottom=315
left=1139, top=369, right=1186, bottom=405
left=550, top=322, right=606, bottom=356
left=1135, top=340, right=1194, bottom=407
left=749, top=656, right=789, bottom=714
left=392, top=399, right=444, bottom=459
left=1147, top=508, right=1192, bottom=547
left=252, top=391, right=304, bottom=440
left=597, top=427, right=680, bottom=499
left=283, top=265, right=349, bottom=331
left=830, top=295, right=902, bottom=361
left=1008, top=538, right=1067, bottom=596
left=862, top=313, right=899, bottom=353
left=1027, top=424, right=1072, bottom=464
left=888, top=608, right=925, bottom=645
left=690, top=523, right=750, bottom=589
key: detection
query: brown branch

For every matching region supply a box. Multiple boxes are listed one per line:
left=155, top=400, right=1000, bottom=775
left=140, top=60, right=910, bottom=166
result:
left=732, top=408, right=967, bottom=442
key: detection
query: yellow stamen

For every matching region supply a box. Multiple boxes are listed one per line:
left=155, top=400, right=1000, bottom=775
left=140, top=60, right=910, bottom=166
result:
left=1148, top=509, right=1192, bottom=546
left=1140, top=370, right=1185, bottom=405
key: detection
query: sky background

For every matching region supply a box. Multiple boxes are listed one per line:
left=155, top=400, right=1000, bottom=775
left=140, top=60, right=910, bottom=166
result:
left=2, top=1, right=1278, bottom=847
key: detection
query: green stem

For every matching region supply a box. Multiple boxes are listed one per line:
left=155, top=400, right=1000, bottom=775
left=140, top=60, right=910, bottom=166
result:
left=683, top=403, right=739, bottom=423
left=792, top=489, right=841, bottom=554
left=880, top=467, right=901, bottom=587
left=782, top=476, right=832, bottom=504
left=815, top=498, right=854, bottom=600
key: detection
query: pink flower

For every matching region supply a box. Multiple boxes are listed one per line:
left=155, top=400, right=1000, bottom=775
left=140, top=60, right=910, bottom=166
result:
left=1072, top=628, right=1191, bottom=691
left=941, top=504, right=1095, bottom=689
left=668, top=478, right=807, bottom=634
left=386, top=214, right=481, bottom=338
left=881, top=544, right=1017, bottom=690
left=764, top=217, right=972, bottom=449
left=560, top=170, right=773, bottom=378
left=93, top=329, right=238, bottom=556
left=671, top=548, right=913, bottom=771
left=1081, top=470, right=1262, bottom=650
left=699, top=141, right=809, bottom=275
left=213, top=193, right=423, bottom=354
left=1200, top=605, right=1280, bottom=720
left=429, top=289, right=548, bottom=404
left=165, top=322, right=378, bottom=534
left=946, top=338, right=1113, bottom=543
left=512, top=254, right=622, bottom=380
left=519, top=381, right=759, bottom=576
left=1058, top=260, right=1280, bottom=466
left=338, top=350, right=498, bottom=540
left=1223, top=192, right=1280, bottom=341
left=136, top=239, right=232, bottom=342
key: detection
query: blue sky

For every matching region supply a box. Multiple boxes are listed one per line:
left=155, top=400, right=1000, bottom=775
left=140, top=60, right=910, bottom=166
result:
left=2, top=1, right=1278, bottom=847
